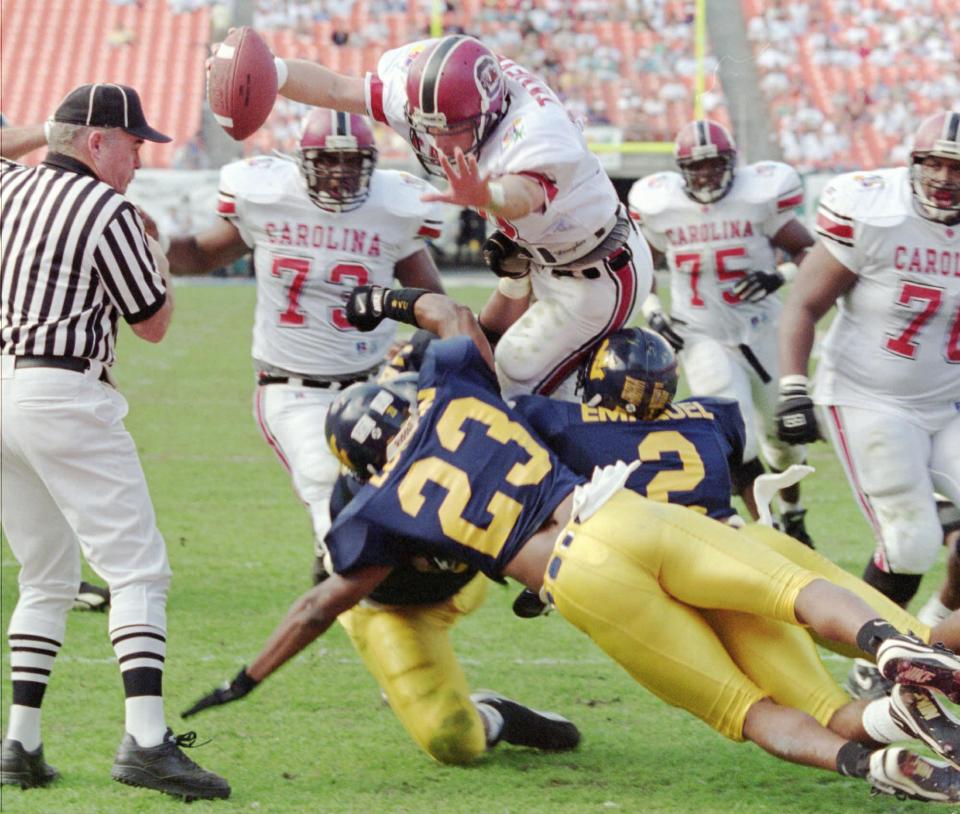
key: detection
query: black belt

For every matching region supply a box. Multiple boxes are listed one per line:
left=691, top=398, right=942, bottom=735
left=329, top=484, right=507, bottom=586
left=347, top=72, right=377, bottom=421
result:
left=258, top=372, right=368, bottom=390
left=14, top=355, right=109, bottom=383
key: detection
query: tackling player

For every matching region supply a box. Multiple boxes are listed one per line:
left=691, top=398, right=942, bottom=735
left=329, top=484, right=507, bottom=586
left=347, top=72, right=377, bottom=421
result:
left=776, top=110, right=960, bottom=699
left=261, top=32, right=653, bottom=400
left=166, top=108, right=445, bottom=579
left=185, top=290, right=960, bottom=803
left=629, top=120, right=815, bottom=544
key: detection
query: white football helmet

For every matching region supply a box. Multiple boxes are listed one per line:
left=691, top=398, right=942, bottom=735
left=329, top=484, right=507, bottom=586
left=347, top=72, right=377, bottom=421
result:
left=674, top=120, right=737, bottom=204
left=910, top=110, right=960, bottom=225
left=297, top=108, right=377, bottom=213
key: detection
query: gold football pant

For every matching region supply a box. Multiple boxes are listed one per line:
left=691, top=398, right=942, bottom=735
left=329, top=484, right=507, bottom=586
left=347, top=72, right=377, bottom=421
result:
left=337, top=572, right=488, bottom=764
left=542, top=491, right=823, bottom=741
left=739, top=523, right=931, bottom=657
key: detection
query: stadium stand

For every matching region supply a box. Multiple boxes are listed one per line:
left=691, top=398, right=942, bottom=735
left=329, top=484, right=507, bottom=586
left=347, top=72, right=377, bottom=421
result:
left=742, top=0, right=959, bottom=171
left=249, top=0, right=733, bottom=158
left=0, top=0, right=212, bottom=167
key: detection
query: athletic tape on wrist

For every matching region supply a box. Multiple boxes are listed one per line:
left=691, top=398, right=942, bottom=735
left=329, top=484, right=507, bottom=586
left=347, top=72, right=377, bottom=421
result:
left=779, top=373, right=809, bottom=392
left=274, top=57, right=289, bottom=91
left=497, top=274, right=531, bottom=299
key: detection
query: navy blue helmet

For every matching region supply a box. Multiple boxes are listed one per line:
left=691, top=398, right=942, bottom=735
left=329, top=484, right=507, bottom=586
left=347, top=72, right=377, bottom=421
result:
left=326, top=382, right=412, bottom=480
left=578, top=327, right=678, bottom=419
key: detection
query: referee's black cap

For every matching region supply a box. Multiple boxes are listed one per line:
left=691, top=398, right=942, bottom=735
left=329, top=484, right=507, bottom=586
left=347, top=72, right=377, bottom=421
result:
left=52, top=83, right=171, bottom=143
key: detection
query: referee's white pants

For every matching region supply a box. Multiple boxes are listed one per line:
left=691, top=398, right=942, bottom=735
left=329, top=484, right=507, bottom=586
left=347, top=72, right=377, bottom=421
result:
left=1, top=362, right=170, bottom=641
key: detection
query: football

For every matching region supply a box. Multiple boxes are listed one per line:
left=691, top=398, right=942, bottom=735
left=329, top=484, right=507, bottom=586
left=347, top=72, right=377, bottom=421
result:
left=207, top=26, right=277, bottom=141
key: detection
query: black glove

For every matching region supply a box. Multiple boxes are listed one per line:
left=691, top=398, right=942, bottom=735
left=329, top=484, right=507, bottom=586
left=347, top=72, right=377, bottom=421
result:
left=512, top=588, right=551, bottom=619
left=345, top=285, right=429, bottom=332
left=482, top=231, right=529, bottom=279
left=775, top=376, right=820, bottom=444
left=647, top=311, right=685, bottom=352
left=181, top=667, right=259, bottom=719
left=732, top=270, right=785, bottom=303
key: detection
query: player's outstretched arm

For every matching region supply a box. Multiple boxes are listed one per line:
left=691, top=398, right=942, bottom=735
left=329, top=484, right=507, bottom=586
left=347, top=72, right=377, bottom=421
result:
left=181, top=565, right=391, bottom=718
left=277, top=58, right=367, bottom=116
left=421, top=148, right=546, bottom=221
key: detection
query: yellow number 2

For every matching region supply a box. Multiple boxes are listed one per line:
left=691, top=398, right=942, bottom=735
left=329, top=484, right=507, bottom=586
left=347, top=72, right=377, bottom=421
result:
left=637, top=430, right=706, bottom=512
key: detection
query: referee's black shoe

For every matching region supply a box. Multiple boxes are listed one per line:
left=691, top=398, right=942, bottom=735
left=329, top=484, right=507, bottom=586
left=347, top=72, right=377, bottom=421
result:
left=0, top=739, right=59, bottom=788
left=111, top=729, right=230, bottom=801
left=73, top=580, right=110, bottom=611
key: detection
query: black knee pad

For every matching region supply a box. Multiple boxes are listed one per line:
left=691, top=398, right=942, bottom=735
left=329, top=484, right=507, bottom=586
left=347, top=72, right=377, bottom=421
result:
left=861, top=559, right=922, bottom=606
left=731, top=457, right=766, bottom=495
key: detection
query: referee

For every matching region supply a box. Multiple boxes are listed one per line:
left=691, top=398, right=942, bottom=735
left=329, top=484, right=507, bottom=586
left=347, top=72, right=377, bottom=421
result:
left=0, top=83, right=229, bottom=801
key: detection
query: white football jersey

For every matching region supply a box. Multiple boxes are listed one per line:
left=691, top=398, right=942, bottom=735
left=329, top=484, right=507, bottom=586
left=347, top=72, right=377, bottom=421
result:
left=629, top=162, right=803, bottom=344
left=366, top=40, right=621, bottom=265
left=813, top=167, right=960, bottom=427
left=217, top=156, right=445, bottom=376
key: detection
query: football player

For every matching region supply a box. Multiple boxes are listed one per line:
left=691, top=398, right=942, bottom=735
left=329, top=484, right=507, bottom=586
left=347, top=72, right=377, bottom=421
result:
left=166, top=108, right=445, bottom=579
left=776, top=110, right=960, bottom=699
left=185, top=289, right=960, bottom=802
left=264, top=33, right=653, bottom=400
left=287, top=356, right=582, bottom=764
left=629, top=120, right=815, bottom=545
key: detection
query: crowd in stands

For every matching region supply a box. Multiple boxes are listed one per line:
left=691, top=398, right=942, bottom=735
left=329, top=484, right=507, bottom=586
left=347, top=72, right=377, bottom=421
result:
left=248, top=0, right=728, bottom=157
left=744, top=0, right=959, bottom=171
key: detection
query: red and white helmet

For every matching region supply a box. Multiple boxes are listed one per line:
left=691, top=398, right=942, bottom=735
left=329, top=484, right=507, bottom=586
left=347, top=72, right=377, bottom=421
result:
left=909, top=110, right=960, bottom=224
left=297, top=108, right=377, bottom=213
left=404, top=36, right=507, bottom=177
left=674, top=120, right=737, bottom=204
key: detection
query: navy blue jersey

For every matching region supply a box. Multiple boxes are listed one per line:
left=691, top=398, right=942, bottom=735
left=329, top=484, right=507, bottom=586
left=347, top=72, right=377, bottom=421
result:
left=513, top=396, right=745, bottom=520
left=326, top=337, right=584, bottom=580
left=329, top=472, right=478, bottom=605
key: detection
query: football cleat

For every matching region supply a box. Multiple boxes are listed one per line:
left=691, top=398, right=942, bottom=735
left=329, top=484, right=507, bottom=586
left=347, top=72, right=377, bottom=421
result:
left=111, top=729, right=230, bottom=801
left=845, top=659, right=894, bottom=701
left=471, top=691, right=580, bottom=751
left=889, top=684, right=960, bottom=769
left=73, top=580, right=110, bottom=611
left=0, top=739, right=59, bottom=788
left=780, top=508, right=814, bottom=549
left=868, top=746, right=960, bottom=803
left=877, top=635, right=960, bottom=703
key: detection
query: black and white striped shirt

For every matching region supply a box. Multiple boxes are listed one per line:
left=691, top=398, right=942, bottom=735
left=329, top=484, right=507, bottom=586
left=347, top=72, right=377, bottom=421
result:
left=1, top=153, right=166, bottom=365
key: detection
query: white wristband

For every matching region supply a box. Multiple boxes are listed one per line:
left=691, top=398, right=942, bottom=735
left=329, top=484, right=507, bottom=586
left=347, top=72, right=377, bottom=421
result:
left=487, top=181, right=506, bottom=210
left=777, top=261, right=798, bottom=283
left=274, top=57, right=289, bottom=91
left=640, top=292, right=663, bottom=321
left=779, top=374, right=809, bottom=391
left=497, top=274, right=531, bottom=299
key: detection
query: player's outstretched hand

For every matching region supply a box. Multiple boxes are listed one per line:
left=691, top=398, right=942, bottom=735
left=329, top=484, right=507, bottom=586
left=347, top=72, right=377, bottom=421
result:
left=421, top=148, right=492, bottom=209
left=733, top=269, right=785, bottom=303
left=181, top=667, right=259, bottom=719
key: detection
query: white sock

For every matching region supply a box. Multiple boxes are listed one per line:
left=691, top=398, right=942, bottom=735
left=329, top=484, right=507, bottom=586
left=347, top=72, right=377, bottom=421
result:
left=473, top=701, right=503, bottom=748
left=917, top=595, right=953, bottom=627
left=779, top=500, right=802, bottom=513
left=125, top=696, right=167, bottom=748
left=862, top=697, right=909, bottom=744
left=5, top=705, right=42, bottom=751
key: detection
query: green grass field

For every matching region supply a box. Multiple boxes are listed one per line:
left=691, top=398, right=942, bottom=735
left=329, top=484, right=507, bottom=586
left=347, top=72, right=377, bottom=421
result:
left=0, top=281, right=951, bottom=813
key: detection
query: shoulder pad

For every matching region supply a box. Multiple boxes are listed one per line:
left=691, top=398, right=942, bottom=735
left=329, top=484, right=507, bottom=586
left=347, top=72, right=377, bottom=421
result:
left=372, top=170, right=446, bottom=221
left=628, top=171, right=685, bottom=218
left=817, top=167, right=908, bottom=224
left=737, top=162, right=804, bottom=210
left=219, top=156, right=298, bottom=203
